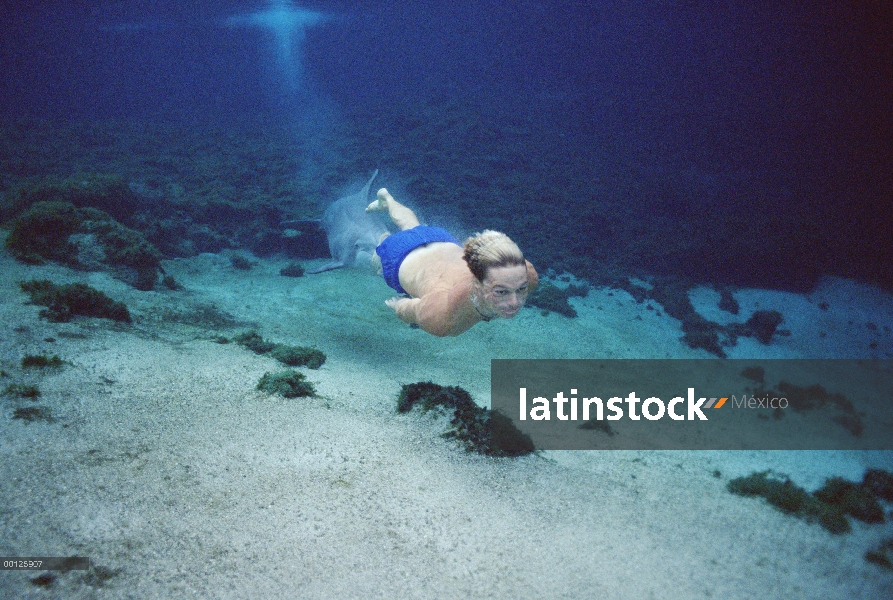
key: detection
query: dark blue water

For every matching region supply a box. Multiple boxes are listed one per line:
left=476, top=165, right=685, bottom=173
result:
left=1, top=1, right=890, bottom=289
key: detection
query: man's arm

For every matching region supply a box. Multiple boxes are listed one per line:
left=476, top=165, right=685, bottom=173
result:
left=526, top=260, right=539, bottom=292
left=384, top=294, right=457, bottom=337
left=385, top=296, right=420, bottom=324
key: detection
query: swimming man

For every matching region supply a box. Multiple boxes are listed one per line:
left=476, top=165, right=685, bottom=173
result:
left=367, top=189, right=538, bottom=337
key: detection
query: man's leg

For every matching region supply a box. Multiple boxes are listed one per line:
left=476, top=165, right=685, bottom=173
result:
left=366, top=188, right=420, bottom=231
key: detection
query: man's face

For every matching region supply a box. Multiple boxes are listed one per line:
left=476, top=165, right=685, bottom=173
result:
left=481, top=264, right=530, bottom=318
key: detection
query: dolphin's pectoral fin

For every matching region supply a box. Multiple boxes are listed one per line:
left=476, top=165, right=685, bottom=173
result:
left=306, top=261, right=348, bottom=274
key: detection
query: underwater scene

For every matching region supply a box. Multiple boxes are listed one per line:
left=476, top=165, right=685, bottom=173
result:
left=1, top=1, right=891, bottom=597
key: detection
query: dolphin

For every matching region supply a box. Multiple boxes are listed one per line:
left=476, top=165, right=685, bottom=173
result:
left=305, top=170, right=389, bottom=274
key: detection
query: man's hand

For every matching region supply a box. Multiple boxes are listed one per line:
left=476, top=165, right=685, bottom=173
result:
left=385, top=297, right=404, bottom=311
left=385, top=297, right=418, bottom=324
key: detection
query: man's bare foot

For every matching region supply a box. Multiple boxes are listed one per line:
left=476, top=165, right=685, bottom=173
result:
left=366, top=188, right=392, bottom=212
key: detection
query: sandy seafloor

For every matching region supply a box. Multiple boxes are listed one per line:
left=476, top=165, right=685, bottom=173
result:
left=1, top=244, right=892, bottom=599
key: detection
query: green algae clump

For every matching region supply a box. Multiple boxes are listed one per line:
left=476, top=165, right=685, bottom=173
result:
left=527, top=281, right=588, bottom=318
left=863, top=468, right=893, bottom=501
left=4, top=383, right=40, bottom=399
left=866, top=538, right=893, bottom=572
left=256, top=370, right=315, bottom=398
left=234, top=331, right=326, bottom=369
left=5, top=173, right=139, bottom=220
left=269, top=344, right=326, bottom=369
left=397, top=381, right=534, bottom=457
left=4, top=201, right=81, bottom=264
left=20, top=279, right=131, bottom=323
left=233, top=331, right=276, bottom=354
left=6, top=201, right=162, bottom=290
left=728, top=471, right=850, bottom=534
left=79, top=208, right=162, bottom=290
left=21, top=354, right=65, bottom=369
left=13, top=406, right=53, bottom=423
left=729, top=468, right=893, bottom=572
left=814, top=476, right=885, bottom=524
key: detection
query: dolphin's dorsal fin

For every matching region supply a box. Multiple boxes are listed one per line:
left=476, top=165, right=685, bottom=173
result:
left=360, top=169, right=379, bottom=201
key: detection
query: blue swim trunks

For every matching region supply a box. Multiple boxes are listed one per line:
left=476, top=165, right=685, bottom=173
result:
left=377, top=226, right=460, bottom=294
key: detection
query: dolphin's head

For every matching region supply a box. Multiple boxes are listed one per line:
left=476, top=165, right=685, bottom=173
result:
left=355, top=232, right=381, bottom=253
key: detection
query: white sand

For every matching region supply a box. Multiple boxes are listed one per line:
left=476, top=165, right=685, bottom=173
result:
left=2, top=249, right=892, bottom=598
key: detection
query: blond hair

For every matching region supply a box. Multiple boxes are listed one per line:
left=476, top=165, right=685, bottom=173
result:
left=462, top=230, right=525, bottom=282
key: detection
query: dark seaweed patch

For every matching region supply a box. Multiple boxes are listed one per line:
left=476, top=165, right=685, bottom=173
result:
left=13, top=406, right=54, bottom=423
left=728, top=468, right=893, bottom=543
left=30, top=573, right=55, bottom=587
left=4, top=383, right=40, bottom=399
left=397, top=381, right=534, bottom=457
left=527, top=281, right=588, bottom=318
left=866, top=538, right=893, bottom=571
left=235, top=331, right=325, bottom=369
left=21, top=354, right=65, bottom=369
left=728, top=471, right=850, bottom=534
left=20, top=279, right=131, bottom=323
